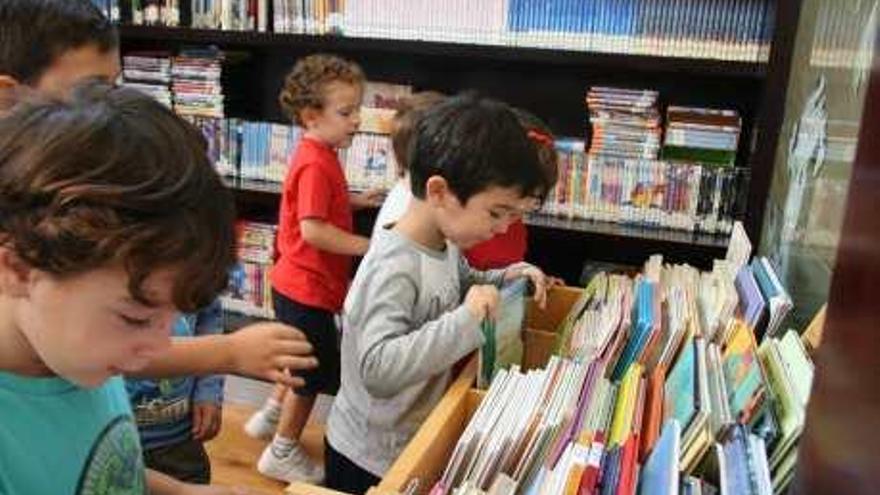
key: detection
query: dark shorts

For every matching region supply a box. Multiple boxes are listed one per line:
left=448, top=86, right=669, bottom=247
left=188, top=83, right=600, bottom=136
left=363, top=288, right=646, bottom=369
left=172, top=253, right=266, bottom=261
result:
left=272, top=289, right=340, bottom=396
left=324, top=437, right=381, bottom=494
left=143, top=438, right=211, bottom=484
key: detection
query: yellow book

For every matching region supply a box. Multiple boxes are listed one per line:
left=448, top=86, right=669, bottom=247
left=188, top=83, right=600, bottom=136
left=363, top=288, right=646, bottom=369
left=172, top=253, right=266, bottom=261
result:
left=609, top=363, right=642, bottom=447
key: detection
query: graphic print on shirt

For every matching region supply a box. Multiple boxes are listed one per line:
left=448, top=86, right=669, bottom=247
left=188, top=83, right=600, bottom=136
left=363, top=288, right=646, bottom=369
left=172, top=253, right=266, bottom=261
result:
left=420, top=251, right=460, bottom=321
left=75, top=415, right=146, bottom=495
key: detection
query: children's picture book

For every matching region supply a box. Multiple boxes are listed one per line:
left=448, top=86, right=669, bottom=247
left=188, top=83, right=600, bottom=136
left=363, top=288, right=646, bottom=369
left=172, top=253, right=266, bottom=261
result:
left=478, top=278, right=528, bottom=388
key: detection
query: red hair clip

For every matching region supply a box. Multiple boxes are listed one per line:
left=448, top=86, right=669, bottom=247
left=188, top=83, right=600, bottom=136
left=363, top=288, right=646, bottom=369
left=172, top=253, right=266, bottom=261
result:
left=527, top=128, right=554, bottom=148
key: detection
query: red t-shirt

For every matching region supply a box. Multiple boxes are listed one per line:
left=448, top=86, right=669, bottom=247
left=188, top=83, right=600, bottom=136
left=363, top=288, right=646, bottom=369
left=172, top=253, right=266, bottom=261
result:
left=271, top=136, right=353, bottom=312
left=464, top=219, right=528, bottom=270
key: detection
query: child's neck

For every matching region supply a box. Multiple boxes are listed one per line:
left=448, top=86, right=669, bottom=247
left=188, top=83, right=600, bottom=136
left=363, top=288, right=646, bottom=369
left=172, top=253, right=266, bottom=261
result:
left=0, top=297, right=52, bottom=377
left=394, top=200, right=446, bottom=251
left=303, top=130, right=334, bottom=148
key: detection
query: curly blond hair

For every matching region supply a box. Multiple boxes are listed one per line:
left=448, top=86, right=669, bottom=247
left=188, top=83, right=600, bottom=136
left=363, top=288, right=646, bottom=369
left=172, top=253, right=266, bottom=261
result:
left=278, top=54, right=365, bottom=125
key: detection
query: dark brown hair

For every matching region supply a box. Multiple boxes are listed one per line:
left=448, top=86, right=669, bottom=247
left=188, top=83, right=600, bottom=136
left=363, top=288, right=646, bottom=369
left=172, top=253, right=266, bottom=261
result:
left=278, top=53, right=365, bottom=126
left=409, top=92, right=548, bottom=204
left=0, top=0, right=118, bottom=85
left=391, top=91, right=446, bottom=177
left=0, top=80, right=236, bottom=311
left=513, top=108, right=559, bottom=201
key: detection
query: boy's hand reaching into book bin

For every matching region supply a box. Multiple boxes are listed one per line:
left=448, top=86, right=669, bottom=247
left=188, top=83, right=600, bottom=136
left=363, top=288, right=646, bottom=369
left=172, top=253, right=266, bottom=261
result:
left=228, top=322, right=317, bottom=387
left=503, top=262, right=562, bottom=310
left=465, top=285, right=500, bottom=322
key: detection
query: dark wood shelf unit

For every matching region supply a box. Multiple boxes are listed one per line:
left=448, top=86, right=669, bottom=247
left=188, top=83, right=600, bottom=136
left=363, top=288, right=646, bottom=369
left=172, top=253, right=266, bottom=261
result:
left=118, top=25, right=768, bottom=79
left=119, top=2, right=799, bottom=283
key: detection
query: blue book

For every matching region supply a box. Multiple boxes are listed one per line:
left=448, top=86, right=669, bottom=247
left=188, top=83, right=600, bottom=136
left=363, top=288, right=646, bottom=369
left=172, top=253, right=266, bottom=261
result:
left=722, top=425, right=751, bottom=495
left=735, top=265, right=766, bottom=333
left=612, top=280, right=654, bottom=381
left=600, top=446, right=624, bottom=495
left=664, top=336, right=696, bottom=431
left=638, top=419, right=681, bottom=495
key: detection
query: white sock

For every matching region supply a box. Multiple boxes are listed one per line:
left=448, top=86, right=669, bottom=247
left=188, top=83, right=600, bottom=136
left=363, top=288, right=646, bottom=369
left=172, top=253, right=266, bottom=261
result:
left=270, top=434, right=296, bottom=459
left=262, top=397, right=282, bottom=421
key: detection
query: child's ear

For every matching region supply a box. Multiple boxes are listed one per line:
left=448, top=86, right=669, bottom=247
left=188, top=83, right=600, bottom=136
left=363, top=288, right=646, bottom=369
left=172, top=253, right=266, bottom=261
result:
left=0, top=75, right=19, bottom=90
left=0, top=247, right=32, bottom=298
left=0, top=75, right=21, bottom=112
left=424, top=176, right=451, bottom=206
left=300, top=106, right=322, bottom=128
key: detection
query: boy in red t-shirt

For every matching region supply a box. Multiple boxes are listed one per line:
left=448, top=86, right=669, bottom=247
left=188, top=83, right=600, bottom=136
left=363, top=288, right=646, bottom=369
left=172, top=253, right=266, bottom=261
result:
left=463, top=109, right=560, bottom=270
left=249, top=54, right=381, bottom=484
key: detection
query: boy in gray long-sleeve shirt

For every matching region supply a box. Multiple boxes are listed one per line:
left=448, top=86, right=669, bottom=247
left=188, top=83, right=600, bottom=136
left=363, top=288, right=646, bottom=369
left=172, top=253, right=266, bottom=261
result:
left=325, top=93, right=557, bottom=493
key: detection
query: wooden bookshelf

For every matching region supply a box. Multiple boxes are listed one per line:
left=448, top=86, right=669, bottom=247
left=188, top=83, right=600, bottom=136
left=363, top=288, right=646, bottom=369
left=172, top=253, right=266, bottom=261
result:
left=119, top=2, right=799, bottom=281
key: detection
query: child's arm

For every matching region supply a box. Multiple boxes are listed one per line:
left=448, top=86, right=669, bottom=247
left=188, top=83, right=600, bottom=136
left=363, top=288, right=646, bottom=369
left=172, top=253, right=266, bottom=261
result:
left=190, top=300, right=225, bottom=442
left=130, top=322, right=317, bottom=387
left=354, top=268, right=498, bottom=399
left=300, top=218, right=369, bottom=256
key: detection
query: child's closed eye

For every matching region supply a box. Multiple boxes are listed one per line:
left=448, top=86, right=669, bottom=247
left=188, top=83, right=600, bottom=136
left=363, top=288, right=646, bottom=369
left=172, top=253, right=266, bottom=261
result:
left=117, top=313, right=152, bottom=328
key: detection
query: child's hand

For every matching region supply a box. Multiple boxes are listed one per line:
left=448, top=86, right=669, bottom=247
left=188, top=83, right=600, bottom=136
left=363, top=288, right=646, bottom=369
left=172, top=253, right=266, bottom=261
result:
left=465, top=285, right=500, bottom=321
left=350, top=188, right=385, bottom=209
left=504, top=263, right=561, bottom=310
left=192, top=402, right=222, bottom=442
left=228, top=322, right=318, bottom=387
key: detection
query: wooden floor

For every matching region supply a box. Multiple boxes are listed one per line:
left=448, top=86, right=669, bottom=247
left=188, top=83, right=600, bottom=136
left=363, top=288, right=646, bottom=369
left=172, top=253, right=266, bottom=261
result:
left=205, top=402, right=327, bottom=494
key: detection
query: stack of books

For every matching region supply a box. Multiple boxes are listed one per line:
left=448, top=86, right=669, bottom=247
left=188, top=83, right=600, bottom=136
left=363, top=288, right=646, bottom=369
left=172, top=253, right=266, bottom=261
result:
left=587, top=87, right=661, bottom=160
left=171, top=48, right=225, bottom=118
left=662, top=107, right=742, bottom=168
left=121, top=52, right=173, bottom=107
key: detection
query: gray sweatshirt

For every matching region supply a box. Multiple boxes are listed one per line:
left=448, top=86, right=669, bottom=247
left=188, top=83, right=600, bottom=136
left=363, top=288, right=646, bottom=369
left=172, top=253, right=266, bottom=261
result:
left=326, top=226, right=506, bottom=476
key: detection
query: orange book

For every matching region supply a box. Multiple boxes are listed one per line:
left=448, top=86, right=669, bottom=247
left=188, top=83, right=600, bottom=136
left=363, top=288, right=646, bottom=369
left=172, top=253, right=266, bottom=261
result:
left=639, top=365, right=667, bottom=463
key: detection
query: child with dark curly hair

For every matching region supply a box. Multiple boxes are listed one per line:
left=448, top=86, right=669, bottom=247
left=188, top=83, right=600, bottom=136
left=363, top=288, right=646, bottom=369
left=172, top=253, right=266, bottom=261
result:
left=251, top=53, right=378, bottom=485
left=0, top=80, right=257, bottom=495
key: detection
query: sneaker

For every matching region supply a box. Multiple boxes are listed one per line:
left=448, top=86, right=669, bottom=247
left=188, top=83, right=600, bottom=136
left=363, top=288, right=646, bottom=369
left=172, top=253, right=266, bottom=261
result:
left=257, top=442, right=324, bottom=485
left=244, top=407, right=279, bottom=440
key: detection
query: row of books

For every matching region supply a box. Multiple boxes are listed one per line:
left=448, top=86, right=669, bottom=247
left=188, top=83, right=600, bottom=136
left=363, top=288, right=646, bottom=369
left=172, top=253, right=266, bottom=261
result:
left=222, top=221, right=276, bottom=319
left=436, top=234, right=810, bottom=495
left=122, top=52, right=173, bottom=106
left=188, top=116, right=747, bottom=236
left=187, top=117, right=399, bottom=190
left=117, top=0, right=774, bottom=63
left=289, top=0, right=775, bottom=63
left=122, top=48, right=226, bottom=118
left=90, top=0, right=121, bottom=21
left=540, top=147, right=749, bottom=235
